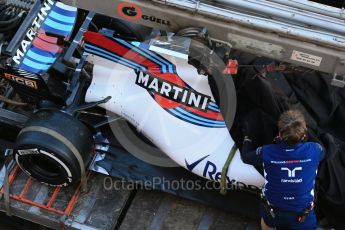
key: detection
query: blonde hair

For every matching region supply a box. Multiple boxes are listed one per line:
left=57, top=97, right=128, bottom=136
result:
left=278, top=110, right=307, bottom=145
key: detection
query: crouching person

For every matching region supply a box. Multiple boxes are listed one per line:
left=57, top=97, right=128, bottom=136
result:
left=241, top=110, right=324, bottom=230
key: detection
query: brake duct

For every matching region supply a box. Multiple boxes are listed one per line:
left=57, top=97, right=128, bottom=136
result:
left=84, top=32, right=264, bottom=189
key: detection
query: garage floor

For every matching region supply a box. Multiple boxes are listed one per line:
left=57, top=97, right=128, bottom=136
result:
left=118, top=190, right=259, bottom=230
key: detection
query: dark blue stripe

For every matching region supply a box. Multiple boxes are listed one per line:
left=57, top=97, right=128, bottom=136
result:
left=129, top=41, right=177, bottom=73
left=166, top=109, right=225, bottom=128
left=49, top=11, right=76, bottom=24
left=47, top=15, right=74, bottom=26
left=209, top=102, right=218, bottom=107
left=170, top=109, right=225, bottom=127
left=30, top=46, right=57, bottom=58
left=85, top=43, right=147, bottom=71
left=114, top=38, right=176, bottom=74
left=85, top=48, right=145, bottom=71
left=208, top=106, right=220, bottom=112
left=209, top=104, right=219, bottom=110
left=176, top=107, right=225, bottom=124
left=41, top=24, right=71, bottom=37
left=85, top=43, right=144, bottom=69
left=19, top=64, right=45, bottom=75
left=112, top=38, right=165, bottom=73
left=52, top=5, right=77, bottom=17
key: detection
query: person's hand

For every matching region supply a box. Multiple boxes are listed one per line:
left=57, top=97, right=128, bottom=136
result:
left=243, top=136, right=252, bottom=143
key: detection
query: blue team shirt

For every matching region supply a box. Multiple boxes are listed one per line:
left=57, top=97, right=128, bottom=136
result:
left=257, top=142, right=324, bottom=211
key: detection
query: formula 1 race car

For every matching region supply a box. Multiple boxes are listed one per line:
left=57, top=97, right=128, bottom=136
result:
left=0, top=0, right=345, bottom=228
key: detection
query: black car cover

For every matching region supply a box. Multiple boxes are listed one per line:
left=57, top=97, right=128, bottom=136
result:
left=228, top=53, right=345, bottom=228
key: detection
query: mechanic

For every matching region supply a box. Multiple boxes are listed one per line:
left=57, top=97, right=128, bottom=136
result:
left=241, top=110, right=325, bottom=230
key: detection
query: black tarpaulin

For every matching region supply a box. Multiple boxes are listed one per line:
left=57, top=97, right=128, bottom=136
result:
left=229, top=54, right=345, bottom=228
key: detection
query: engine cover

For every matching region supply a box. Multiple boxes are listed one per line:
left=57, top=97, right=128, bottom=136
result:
left=84, top=32, right=264, bottom=189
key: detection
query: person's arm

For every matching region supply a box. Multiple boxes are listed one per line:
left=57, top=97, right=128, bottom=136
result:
left=315, top=143, right=325, bottom=162
left=241, top=137, right=263, bottom=168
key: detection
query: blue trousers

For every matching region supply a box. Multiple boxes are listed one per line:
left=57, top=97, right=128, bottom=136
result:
left=260, top=204, right=317, bottom=230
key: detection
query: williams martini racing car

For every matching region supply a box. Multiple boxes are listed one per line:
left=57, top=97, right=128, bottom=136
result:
left=0, top=0, right=345, bottom=228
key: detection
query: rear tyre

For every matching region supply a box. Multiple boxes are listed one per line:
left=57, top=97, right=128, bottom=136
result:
left=14, top=110, right=93, bottom=187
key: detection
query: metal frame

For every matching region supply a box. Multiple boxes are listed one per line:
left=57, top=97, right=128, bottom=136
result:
left=0, top=165, right=90, bottom=216
left=62, top=0, right=345, bottom=80
left=0, top=160, right=134, bottom=230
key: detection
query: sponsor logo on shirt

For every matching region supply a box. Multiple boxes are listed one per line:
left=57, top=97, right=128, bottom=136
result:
left=281, top=167, right=302, bottom=177
left=281, top=178, right=303, bottom=183
left=280, top=167, right=303, bottom=183
left=270, top=159, right=311, bottom=164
